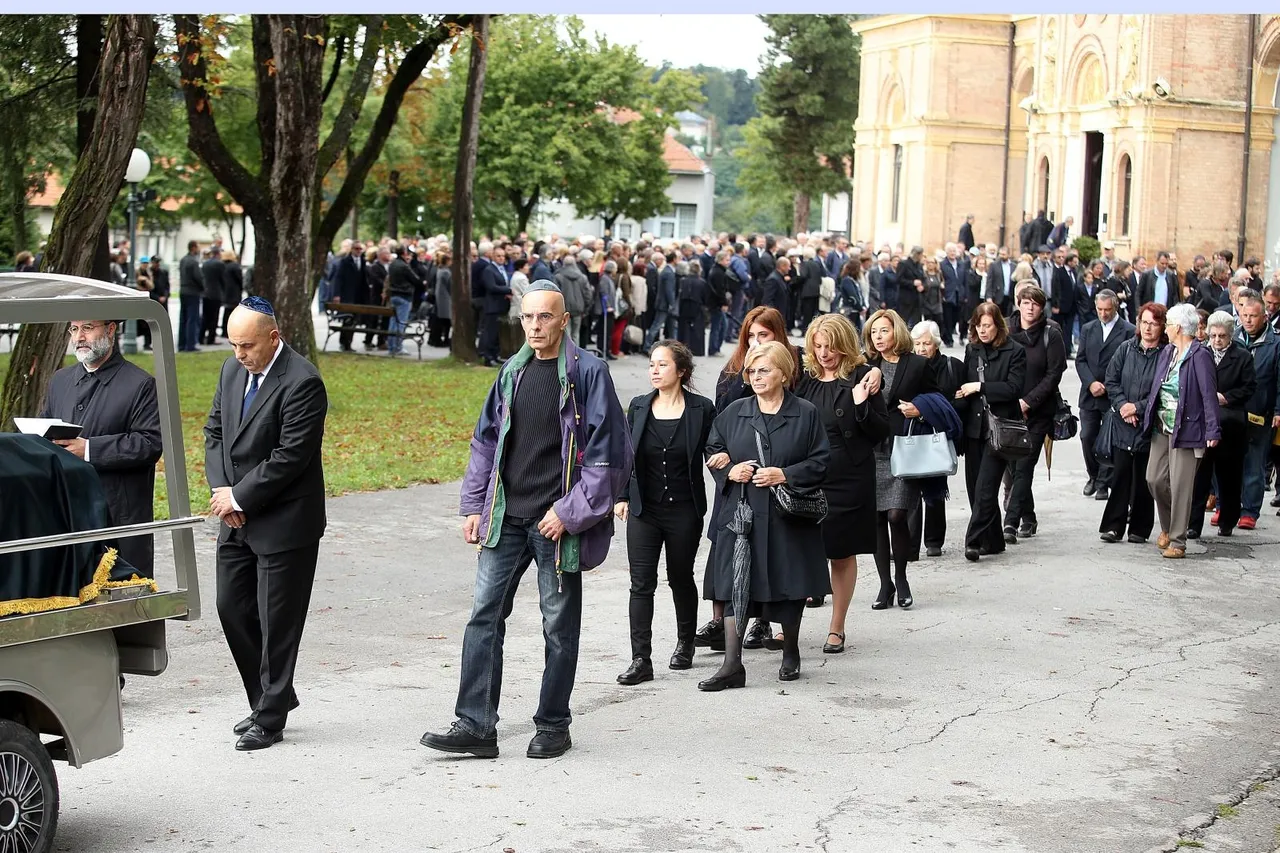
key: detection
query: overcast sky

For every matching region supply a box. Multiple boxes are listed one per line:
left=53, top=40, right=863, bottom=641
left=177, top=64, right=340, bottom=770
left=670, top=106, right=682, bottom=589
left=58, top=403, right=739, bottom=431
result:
left=576, top=15, right=770, bottom=75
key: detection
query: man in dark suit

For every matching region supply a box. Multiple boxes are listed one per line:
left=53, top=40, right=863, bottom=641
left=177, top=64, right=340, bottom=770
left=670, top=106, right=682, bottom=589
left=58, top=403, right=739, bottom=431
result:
left=1075, top=289, right=1133, bottom=500
left=1047, top=215, right=1073, bottom=250
left=478, top=245, right=512, bottom=367
left=333, top=239, right=366, bottom=351
left=1031, top=210, right=1053, bottom=251
left=1074, top=267, right=1101, bottom=329
left=939, top=243, right=965, bottom=346
left=1017, top=213, right=1036, bottom=256
left=178, top=240, right=204, bottom=352
left=205, top=297, right=329, bottom=751
left=201, top=248, right=227, bottom=345
left=896, top=246, right=927, bottom=327
left=761, top=256, right=791, bottom=314
left=984, top=246, right=1017, bottom=317
left=1050, top=249, right=1079, bottom=357
left=957, top=215, right=975, bottom=252
left=870, top=253, right=896, bottom=312
left=1136, top=251, right=1178, bottom=309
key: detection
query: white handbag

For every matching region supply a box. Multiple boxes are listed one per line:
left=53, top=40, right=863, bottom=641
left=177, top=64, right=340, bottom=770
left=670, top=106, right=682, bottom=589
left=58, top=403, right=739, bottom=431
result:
left=890, top=420, right=958, bottom=479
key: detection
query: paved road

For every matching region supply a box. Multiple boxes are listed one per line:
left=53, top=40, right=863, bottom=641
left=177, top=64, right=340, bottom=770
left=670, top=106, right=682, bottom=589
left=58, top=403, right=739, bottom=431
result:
left=53, top=341, right=1280, bottom=853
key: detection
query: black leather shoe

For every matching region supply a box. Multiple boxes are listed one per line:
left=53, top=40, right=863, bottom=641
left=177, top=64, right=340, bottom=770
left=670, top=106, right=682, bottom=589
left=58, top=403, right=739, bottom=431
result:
left=669, top=641, right=694, bottom=670
left=1094, top=487, right=1110, bottom=501
left=698, top=665, right=746, bottom=691
left=925, top=546, right=943, bottom=557
left=743, top=620, right=769, bottom=649
left=1270, top=494, right=1280, bottom=508
left=1003, top=526, right=1018, bottom=545
left=1218, top=527, right=1233, bottom=537
left=871, top=585, right=895, bottom=610
left=1018, top=521, right=1038, bottom=538
left=233, top=695, right=300, bottom=735
left=823, top=632, right=845, bottom=654
left=527, top=730, right=572, bottom=759
left=617, top=657, right=654, bottom=685
left=419, top=722, right=498, bottom=758
left=896, top=579, right=913, bottom=609
left=965, top=547, right=980, bottom=562
left=778, top=662, right=800, bottom=681
left=235, top=724, right=283, bottom=751
left=1100, top=530, right=1121, bottom=543
left=1186, top=528, right=1201, bottom=540
left=1127, top=533, right=1147, bottom=544
left=693, top=618, right=724, bottom=648
left=805, top=595, right=826, bottom=608
left=1083, top=479, right=1097, bottom=497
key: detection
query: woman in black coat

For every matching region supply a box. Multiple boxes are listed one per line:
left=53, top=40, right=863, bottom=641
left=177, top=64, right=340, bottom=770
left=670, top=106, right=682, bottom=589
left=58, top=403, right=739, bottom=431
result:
left=1099, top=302, right=1167, bottom=543
left=1187, top=312, right=1256, bottom=538
left=907, top=320, right=965, bottom=559
left=675, top=262, right=713, bottom=356
left=955, top=303, right=1028, bottom=561
left=614, top=341, right=716, bottom=685
left=1002, top=285, right=1066, bottom=542
left=864, top=309, right=938, bottom=608
left=796, top=314, right=890, bottom=654
left=702, top=341, right=830, bottom=690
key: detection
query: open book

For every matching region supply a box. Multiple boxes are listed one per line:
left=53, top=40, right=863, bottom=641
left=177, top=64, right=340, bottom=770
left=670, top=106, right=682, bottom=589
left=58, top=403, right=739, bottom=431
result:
left=13, top=418, right=84, bottom=441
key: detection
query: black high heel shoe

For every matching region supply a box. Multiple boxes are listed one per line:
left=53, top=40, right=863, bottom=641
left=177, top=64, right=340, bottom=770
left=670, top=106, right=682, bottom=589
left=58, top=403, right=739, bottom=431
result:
left=697, top=664, right=746, bottom=692
left=871, top=584, right=896, bottom=610
left=897, top=581, right=914, bottom=610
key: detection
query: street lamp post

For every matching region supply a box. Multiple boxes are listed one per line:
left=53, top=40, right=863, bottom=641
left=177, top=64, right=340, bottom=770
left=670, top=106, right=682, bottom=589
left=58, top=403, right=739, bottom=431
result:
left=121, top=148, right=152, bottom=354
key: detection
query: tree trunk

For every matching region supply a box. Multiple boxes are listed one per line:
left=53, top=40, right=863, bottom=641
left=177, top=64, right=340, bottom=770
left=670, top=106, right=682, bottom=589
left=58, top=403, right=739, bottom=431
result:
left=2, top=137, right=28, bottom=253
left=511, top=187, right=539, bottom=237
left=76, top=14, right=112, bottom=285
left=387, top=169, right=399, bottom=238
left=792, top=192, right=811, bottom=235
left=1, top=14, right=156, bottom=430
left=262, top=14, right=326, bottom=361
left=450, top=16, right=488, bottom=364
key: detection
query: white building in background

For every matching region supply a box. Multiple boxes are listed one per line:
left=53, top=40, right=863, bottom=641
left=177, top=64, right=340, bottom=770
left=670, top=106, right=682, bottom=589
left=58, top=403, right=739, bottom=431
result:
left=675, top=110, right=711, bottom=155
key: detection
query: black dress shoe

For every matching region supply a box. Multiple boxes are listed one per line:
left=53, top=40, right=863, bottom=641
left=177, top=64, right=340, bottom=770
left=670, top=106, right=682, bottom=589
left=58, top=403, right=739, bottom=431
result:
left=419, top=722, right=498, bottom=758
left=1099, top=530, right=1121, bottom=543
left=527, top=730, right=572, bottom=759
left=742, top=620, right=769, bottom=649
left=871, top=585, right=895, bottom=610
left=1083, top=479, right=1097, bottom=497
left=1186, top=528, right=1201, bottom=540
left=235, top=724, right=283, bottom=751
left=823, top=632, right=845, bottom=654
left=1094, top=487, right=1110, bottom=501
left=669, top=641, right=694, bottom=670
left=233, top=695, right=300, bottom=735
left=925, top=546, right=943, bottom=557
left=617, top=657, right=654, bottom=685
left=697, top=664, right=746, bottom=692
left=1018, top=521, right=1038, bottom=538
left=805, top=595, right=826, bottom=608
left=693, top=618, right=724, bottom=648
left=1003, top=526, right=1018, bottom=545
left=965, top=547, right=980, bottom=562
left=1271, top=494, right=1280, bottom=508
left=1217, top=527, right=1233, bottom=537
left=897, top=586, right=914, bottom=610
left=778, top=662, right=800, bottom=681
left=1127, top=533, right=1147, bottom=544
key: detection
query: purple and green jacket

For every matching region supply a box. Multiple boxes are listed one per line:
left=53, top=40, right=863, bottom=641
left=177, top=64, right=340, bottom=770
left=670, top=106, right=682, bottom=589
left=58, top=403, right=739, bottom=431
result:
left=459, top=335, right=633, bottom=577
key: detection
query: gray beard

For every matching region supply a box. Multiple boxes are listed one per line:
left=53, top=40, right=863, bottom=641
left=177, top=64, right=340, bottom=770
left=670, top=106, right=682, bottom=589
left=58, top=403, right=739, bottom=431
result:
left=75, top=339, right=112, bottom=367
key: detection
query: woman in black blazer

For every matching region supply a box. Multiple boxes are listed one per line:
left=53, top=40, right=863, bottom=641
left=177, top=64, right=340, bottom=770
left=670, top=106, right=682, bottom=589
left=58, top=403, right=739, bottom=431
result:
left=1188, top=313, right=1256, bottom=537
left=614, top=340, right=716, bottom=685
left=864, top=309, right=938, bottom=609
left=955, top=303, right=1028, bottom=560
left=907, top=320, right=965, bottom=559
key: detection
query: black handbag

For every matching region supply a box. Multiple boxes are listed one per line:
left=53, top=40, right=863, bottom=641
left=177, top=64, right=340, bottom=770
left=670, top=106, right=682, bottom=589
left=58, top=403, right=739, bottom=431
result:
left=755, top=431, right=827, bottom=524
left=1052, top=394, right=1079, bottom=441
left=1094, top=409, right=1116, bottom=460
left=977, top=360, right=1034, bottom=460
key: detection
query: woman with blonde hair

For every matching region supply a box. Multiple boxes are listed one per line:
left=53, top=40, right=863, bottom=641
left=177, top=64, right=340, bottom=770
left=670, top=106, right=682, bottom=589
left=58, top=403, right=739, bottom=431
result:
left=796, top=314, right=890, bottom=653
left=701, top=341, right=831, bottom=688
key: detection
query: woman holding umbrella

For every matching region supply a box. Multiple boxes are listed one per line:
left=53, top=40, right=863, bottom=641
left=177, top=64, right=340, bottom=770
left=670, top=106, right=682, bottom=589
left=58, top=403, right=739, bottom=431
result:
left=701, top=341, right=830, bottom=690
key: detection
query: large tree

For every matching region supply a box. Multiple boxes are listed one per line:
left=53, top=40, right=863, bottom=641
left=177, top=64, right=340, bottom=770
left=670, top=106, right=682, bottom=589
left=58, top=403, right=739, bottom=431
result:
left=174, top=14, right=470, bottom=360
left=757, top=14, right=860, bottom=233
left=448, top=16, right=489, bottom=364
left=1, top=15, right=158, bottom=429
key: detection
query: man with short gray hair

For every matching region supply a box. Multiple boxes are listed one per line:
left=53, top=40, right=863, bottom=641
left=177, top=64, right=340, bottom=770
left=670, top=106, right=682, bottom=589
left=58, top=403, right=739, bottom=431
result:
left=1233, top=290, right=1280, bottom=529
left=1076, top=288, right=1134, bottom=499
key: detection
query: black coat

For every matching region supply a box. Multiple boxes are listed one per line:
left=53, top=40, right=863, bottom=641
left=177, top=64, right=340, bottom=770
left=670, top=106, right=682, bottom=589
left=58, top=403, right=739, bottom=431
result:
left=387, top=257, right=422, bottom=299
left=1136, top=269, right=1179, bottom=309
left=799, top=258, right=825, bottom=300
left=1213, top=341, right=1258, bottom=439
left=706, top=392, right=831, bottom=603
left=203, top=343, right=329, bottom=555
left=1104, top=338, right=1163, bottom=453
left=795, top=364, right=892, bottom=470
left=896, top=258, right=926, bottom=316
left=335, top=254, right=365, bottom=304
left=222, top=260, right=244, bottom=305
left=41, top=349, right=162, bottom=576
left=202, top=257, right=227, bottom=303
left=1074, top=280, right=1100, bottom=326
left=678, top=273, right=714, bottom=318
left=761, top=271, right=789, bottom=312
left=1010, top=319, right=1066, bottom=433
left=1051, top=265, right=1078, bottom=314
left=927, top=351, right=967, bottom=400
left=147, top=265, right=170, bottom=300
left=961, top=340, right=1028, bottom=439
left=867, top=351, right=938, bottom=437
left=179, top=252, right=204, bottom=297
left=365, top=260, right=388, bottom=305
left=1195, top=278, right=1225, bottom=313
left=958, top=222, right=975, bottom=251
left=622, top=390, right=715, bottom=519
left=1076, top=316, right=1135, bottom=410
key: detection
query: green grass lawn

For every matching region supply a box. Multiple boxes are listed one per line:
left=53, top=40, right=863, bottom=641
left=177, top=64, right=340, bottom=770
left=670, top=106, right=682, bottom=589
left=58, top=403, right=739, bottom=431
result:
left=1, top=351, right=495, bottom=517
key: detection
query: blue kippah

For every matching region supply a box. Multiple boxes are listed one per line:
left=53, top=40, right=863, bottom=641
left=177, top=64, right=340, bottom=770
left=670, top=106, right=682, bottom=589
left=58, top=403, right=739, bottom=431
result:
left=240, top=295, right=275, bottom=316
left=524, top=280, right=562, bottom=295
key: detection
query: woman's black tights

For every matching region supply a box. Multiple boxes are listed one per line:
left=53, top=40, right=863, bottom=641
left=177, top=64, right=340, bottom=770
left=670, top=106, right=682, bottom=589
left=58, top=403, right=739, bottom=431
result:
left=875, top=509, right=912, bottom=603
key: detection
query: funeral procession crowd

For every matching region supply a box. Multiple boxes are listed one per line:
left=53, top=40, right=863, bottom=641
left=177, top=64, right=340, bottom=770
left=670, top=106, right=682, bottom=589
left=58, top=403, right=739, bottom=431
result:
left=18, top=209, right=1280, bottom=759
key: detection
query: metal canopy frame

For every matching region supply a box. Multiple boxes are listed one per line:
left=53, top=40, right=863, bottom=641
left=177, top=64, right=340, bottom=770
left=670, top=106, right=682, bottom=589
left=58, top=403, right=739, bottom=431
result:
left=0, top=272, right=202, bottom=648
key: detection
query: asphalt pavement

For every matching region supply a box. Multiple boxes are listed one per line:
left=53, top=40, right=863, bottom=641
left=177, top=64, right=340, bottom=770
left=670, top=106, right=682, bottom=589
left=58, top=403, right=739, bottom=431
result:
left=52, top=334, right=1280, bottom=853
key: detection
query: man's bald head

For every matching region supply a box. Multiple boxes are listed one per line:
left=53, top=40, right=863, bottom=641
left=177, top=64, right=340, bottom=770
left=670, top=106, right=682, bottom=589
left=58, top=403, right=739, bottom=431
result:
left=227, top=305, right=280, bottom=373
left=519, top=287, right=568, bottom=359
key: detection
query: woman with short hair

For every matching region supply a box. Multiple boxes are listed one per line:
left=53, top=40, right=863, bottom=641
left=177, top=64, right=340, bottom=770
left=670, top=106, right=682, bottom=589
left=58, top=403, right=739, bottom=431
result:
left=1142, top=302, right=1221, bottom=558
left=701, top=341, right=831, bottom=689
left=796, top=314, right=890, bottom=653
left=907, top=320, right=965, bottom=558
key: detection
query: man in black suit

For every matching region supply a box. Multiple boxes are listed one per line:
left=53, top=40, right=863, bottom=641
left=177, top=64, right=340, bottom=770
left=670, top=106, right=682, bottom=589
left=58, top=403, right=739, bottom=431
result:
left=1136, top=251, right=1178, bottom=309
left=333, top=239, right=366, bottom=351
left=1050, top=249, right=1079, bottom=357
left=957, top=214, right=975, bottom=252
left=201, top=248, right=227, bottom=345
left=870, top=253, right=896, bottom=312
left=1075, top=289, right=1133, bottom=500
left=478, top=245, right=512, bottom=367
left=761, top=256, right=791, bottom=314
left=939, top=243, right=966, bottom=346
left=1018, top=213, right=1036, bottom=256
left=896, top=246, right=926, bottom=327
left=984, top=246, right=1017, bottom=317
left=205, top=297, right=328, bottom=751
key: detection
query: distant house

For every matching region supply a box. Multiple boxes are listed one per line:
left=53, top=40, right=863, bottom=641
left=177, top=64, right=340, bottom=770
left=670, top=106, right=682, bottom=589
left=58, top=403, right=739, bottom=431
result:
left=534, top=109, right=716, bottom=243
left=675, top=110, right=711, bottom=154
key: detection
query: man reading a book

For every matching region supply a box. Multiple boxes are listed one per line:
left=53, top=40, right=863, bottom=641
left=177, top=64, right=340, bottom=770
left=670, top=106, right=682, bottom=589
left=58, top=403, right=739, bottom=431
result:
left=40, top=319, right=163, bottom=576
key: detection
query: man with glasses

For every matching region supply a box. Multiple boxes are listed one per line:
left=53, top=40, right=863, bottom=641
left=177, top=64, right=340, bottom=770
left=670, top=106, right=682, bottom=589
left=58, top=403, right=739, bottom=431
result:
left=41, top=319, right=162, bottom=576
left=421, top=281, right=632, bottom=760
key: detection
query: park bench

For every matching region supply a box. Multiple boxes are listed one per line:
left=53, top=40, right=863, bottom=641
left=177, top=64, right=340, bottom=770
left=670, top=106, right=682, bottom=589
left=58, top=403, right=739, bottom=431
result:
left=0, top=324, right=18, bottom=347
left=323, top=301, right=427, bottom=360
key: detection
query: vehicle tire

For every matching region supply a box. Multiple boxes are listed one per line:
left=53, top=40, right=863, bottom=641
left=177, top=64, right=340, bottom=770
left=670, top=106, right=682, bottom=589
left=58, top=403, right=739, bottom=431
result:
left=0, top=720, right=58, bottom=853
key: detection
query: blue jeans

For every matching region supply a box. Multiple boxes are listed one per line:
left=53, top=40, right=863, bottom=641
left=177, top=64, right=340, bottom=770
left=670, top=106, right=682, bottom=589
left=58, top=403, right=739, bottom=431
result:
left=1241, top=422, right=1272, bottom=519
left=454, top=515, right=583, bottom=738
left=178, top=294, right=201, bottom=351
left=388, top=295, right=411, bottom=354
left=708, top=307, right=727, bottom=354
left=645, top=310, right=676, bottom=349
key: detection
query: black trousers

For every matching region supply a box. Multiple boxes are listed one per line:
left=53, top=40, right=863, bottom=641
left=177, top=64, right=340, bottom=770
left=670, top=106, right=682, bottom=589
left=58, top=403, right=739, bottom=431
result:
left=1079, top=407, right=1110, bottom=485
left=338, top=313, right=357, bottom=350
left=201, top=297, right=222, bottom=343
left=941, top=302, right=958, bottom=345
left=479, top=312, right=502, bottom=360
left=799, top=296, right=819, bottom=332
left=1098, top=446, right=1155, bottom=539
left=677, top=312, right=706, bottom=356
left=220, top=302, right=236, bottom=338
left=137, top=318, right=151, bottom=350
left=626, top=504, right=702, bottom=661
left=907, top=495, right=947, bottom=558
left=1189, top=432, right=1247, bottom=534
left=1003, top=428, right=1047, bottom=529
left=1058, top=310, right=1077, bottom=356
left=429, top=316, right=451, bottom=348
left=964, top=437, right=1009, bottom=552
left=215, top=535, right=318, bottom=731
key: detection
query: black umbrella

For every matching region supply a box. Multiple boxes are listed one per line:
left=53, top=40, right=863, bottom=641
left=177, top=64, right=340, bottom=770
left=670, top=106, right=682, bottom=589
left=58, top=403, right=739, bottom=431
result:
left=727, top=483, right=754, bottom=644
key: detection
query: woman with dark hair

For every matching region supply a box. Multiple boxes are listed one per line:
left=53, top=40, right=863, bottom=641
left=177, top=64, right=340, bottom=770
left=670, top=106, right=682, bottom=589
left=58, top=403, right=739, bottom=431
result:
left=615, top=341, right=716, bottom=685
left=955, top=302, right=1028, bottom=561
left=1099, top=302, right=1167, bottom=543
left=836, top=259, right=865, bottom=330
left=863, top=308, right=937, bottom=608
left=797, top=314, right=889, bottom=653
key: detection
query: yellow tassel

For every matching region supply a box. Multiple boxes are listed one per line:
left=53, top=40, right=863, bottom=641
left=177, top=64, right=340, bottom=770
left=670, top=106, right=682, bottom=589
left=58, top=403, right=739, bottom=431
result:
left=0, top=547, right=157, bottom=619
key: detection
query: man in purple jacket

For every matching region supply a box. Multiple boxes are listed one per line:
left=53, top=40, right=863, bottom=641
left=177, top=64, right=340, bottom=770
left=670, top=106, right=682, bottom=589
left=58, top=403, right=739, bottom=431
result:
left=421, top=281, right=632, bottom=760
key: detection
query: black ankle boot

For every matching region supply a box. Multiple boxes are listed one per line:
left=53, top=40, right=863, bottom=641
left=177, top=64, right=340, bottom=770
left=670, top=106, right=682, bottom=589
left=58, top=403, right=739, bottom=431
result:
left=616, top=657, right=654, bottom=685
left=669, top=641, right=694, bottom=670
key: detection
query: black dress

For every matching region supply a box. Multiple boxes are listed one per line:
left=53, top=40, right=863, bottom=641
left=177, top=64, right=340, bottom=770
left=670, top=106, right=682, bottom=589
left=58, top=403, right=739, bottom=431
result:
left=796, top=368, right=890, bottom=559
